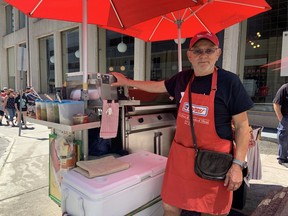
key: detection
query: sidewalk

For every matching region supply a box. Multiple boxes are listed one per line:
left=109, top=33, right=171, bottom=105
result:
left=0, top=123, right=287, bottom=216
left=0, top=123, right=62, bottom=216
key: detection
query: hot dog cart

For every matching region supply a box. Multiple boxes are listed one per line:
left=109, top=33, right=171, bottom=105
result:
left=26, top=73, right=177, bottom=214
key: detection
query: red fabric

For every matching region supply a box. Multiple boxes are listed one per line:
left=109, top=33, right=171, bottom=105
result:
left=4, top=0, right=271, bottom=41
left=161, top=69, right=233, bottom=214
left=102, top=0, right=271, bottom=42
left=4, top=0, right=200, bottom=28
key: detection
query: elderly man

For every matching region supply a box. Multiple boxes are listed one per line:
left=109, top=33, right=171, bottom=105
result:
left=111, top=31, right=253, bottom=216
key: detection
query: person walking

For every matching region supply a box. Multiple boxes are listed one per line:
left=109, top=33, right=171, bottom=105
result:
left=111, top=31, right=253, bottom=216
left=0, top=90, right=5, bottom=125
left=273, top=83, right=288, bottom=167
left=3, top=89, right=16, bottom=127
left=14, top=90, right=29, bottom=128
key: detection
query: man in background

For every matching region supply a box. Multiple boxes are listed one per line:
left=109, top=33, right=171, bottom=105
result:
left=273, top=83, right=288, bottom=167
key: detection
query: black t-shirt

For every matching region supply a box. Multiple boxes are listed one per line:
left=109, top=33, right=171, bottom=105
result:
left=273, top=83, right=288, bottom=116
left=164, top=68, right=254, bottom=140
left=15, top=94, right=28, bottom=111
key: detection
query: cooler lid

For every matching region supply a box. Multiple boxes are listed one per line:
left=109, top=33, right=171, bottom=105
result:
left=62, top=151, right=167, bottom=200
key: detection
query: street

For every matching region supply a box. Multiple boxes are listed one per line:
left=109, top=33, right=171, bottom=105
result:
left=0, top=123, right=287, bottom=216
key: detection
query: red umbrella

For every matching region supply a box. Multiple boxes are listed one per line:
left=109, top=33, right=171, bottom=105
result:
left=101, top=0, right=271, bottom=71
left=4, top=0, right=201, bottom=158
left=4, top=0, right=201, bottom=89
left=4, top=0, right=201, bottom=29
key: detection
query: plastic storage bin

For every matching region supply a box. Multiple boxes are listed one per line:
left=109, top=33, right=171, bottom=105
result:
left=35, top=99, right=42, bottom=120
left=58, top=100, right=85, bottom=125
left=46, top=101, right=60, bottom=123
left=40, top=100, right=48, bottom=121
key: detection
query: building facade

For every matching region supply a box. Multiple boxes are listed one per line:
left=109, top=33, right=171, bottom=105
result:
left=0, top=0, right=287, bottom=128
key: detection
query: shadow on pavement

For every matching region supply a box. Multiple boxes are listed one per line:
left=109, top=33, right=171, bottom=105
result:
left=180, top=183, right=284, bottom=216
left=18, top=135, right=49, bottom=141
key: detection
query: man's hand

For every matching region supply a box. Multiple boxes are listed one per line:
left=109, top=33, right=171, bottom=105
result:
left=110, top=72, right=129, bottom=87
left=224, top=164, right=243, bottom=191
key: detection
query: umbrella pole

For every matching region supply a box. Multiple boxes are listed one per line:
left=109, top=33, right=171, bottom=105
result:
left=82, top=0, right=88, bottom=160
left=177, top=22, right=182, bottom=72
left=82, top=0, right=88, bottom=90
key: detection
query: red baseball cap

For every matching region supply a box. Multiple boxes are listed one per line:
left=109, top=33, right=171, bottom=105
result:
left=189, top=31, right=219, bottom=48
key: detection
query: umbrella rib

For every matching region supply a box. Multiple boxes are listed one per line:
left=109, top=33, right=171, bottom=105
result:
left=30, top=0, right=44, bottom=15
left=148, top=17, right=165, bottom=41
left=194, top=14, right=210, bottom=32
left=163, top=15, right=176, bottom=24
left=110, top=0, right=124, bottom=28
left=183, top=2, right=208, bottom=22
left=215, top=0, right=268, bottom=9
left=179, top=2, right=211, bottom=32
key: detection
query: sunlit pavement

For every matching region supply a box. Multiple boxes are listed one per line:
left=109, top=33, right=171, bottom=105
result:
left=0, top=124, right=286, bottom=216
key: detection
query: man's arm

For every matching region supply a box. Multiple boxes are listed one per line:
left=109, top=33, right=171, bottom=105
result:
left=224, top=111, right=250, bottom=190
left=110, top=72, right=167, bottom=93
left=273, top=103, right=282, bottom=122
left=232, top=112, right=250, bottom=163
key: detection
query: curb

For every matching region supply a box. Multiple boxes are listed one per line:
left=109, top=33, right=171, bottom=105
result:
left=0, top=135, right=14, bottom=171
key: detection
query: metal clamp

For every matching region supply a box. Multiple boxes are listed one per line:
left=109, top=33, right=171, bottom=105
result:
left=154, top=131, right=162, bottom=155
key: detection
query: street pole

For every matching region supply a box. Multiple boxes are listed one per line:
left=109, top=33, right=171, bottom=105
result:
left=26, top=16, right=31, bottom=86
left=18, top=46, right=25, bottom=136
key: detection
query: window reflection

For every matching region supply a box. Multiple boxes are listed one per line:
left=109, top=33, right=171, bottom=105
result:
left=106, top=31, right=134, bottom=79
left=244, top=0, right=288, bottom=104
left=7, top=47, right=16, bottom=89
left=62, top=28, right=80, bottom=74
left=5, top=5, right=14, bottom=34
left=39, top=36, right=54, bottom=93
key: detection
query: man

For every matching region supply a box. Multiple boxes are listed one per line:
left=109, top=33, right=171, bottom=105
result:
left=14, top=90, right=29, bottom=128
left=111, top=31, right=253, bottom=216
left=273, top=83, right=288, bottom=166
left=0, top=90, right=5, bottom=125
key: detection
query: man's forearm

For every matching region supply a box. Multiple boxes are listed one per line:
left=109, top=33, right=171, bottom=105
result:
left=273, top=103, right=282, bottom=121
left=234, top=124, right=250, bottom=161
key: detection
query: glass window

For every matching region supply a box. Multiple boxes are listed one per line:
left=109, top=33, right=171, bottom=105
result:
left=19, top=11, right=26, bottom=29
left=151, top=40, right=190, bottom=81
left=7, top=47, right=16, bottom=89
left=150, top=32, right=224, bottom=80
left=39, top=36, right=54, bottom=93
left=61, top=28, right=80, bottom=75
left=5, top=5, right=14, bottom=34
left=244, top=0, right=288, bottom=105
left=106, top=31, right=135, bottom=79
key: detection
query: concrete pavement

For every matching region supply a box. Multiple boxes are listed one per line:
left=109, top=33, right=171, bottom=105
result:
left=0, top=123, right=287, bottom=216
left=0, top=123, right=61, bottom=216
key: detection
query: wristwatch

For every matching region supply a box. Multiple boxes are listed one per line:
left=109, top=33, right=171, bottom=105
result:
left=233, top=159, right=247, bottom=169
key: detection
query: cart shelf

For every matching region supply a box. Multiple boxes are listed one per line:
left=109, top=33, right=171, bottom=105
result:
left=25, top=116, right=100, bottom=132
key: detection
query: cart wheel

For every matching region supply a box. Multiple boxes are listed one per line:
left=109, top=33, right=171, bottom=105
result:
left=62, top=212, right=70, bottom=216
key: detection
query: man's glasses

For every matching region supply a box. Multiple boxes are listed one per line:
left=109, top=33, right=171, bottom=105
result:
left=189, top=47, right=218, bottom=56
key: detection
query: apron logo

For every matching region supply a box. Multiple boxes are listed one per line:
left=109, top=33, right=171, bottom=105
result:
left=182, top=102, right=208, bottom=117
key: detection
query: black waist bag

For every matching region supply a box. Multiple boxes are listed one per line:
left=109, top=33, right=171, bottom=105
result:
left=194, top=149, right=233, bottom=181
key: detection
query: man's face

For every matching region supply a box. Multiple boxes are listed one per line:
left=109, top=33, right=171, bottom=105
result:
left=187, top=39, right=221, bottom=76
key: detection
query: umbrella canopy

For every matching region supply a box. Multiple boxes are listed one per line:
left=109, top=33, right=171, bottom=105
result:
left=3, top=0, right=201, bottom=157
left=4, top=0, right=202, bottom=88
left=101, top=0, right=271, bottom=71
left=4, top=0, right=201, bottom=29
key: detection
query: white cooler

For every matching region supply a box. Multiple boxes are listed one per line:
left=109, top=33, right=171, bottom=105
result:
left=61, top=151, right=167, bottom=216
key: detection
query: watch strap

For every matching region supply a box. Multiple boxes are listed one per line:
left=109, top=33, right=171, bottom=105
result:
left=233, top=158, right=247, bottom=168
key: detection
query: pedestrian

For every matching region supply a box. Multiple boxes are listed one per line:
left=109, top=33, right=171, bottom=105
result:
left=273, top=83, right=288, bottom=166
left=111, top=31, right=253, bottom=216
left=3, top=89, right=16, bottom=126
left=0, top=90, right=5, bottom=125
left=1, top=87, right=7, bottom=97
left=14, top=90, right=29, bottom=128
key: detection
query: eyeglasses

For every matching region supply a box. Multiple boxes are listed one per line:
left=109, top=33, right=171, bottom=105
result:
left=189, top=47, right=218, bottom=56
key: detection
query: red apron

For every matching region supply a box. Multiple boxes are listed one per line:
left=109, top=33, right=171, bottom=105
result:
left=161, top=69, right=233, bottom=215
